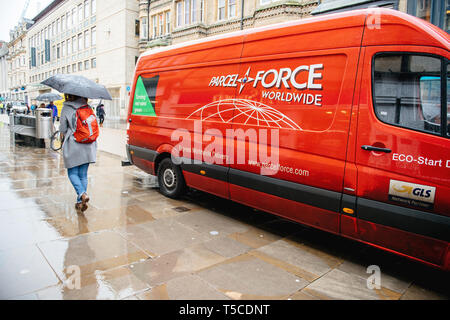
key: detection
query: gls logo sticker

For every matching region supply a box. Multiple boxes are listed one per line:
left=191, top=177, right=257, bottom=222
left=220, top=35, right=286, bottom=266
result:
left=389, top=180, right=436, bottom=209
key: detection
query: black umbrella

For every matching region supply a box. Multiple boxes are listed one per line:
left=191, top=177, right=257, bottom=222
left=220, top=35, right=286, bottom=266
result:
left=36, top=92, right=63, bottom=101
left=41, top=74, right=112, bottom=100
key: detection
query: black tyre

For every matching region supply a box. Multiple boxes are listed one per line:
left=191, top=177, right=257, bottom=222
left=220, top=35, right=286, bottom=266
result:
left=157, top=158, right=186, bottom=199
left=50, top=130, right=63, bottom=151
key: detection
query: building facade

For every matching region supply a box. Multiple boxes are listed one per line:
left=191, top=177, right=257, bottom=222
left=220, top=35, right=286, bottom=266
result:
left=138, top=0, right=449, bottom=55
left=0, top=41, right=9, bottom=101
left=312, top=0, right=449, bottom=33
left=7, top=21, right=31, bottom=102
left=138, top=0, right=319, bottom=53
left=27, top=0, right=140, bottom=119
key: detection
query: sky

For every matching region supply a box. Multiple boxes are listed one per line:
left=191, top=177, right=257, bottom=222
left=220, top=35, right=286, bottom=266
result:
left=0, top=0, right=53, bottom=42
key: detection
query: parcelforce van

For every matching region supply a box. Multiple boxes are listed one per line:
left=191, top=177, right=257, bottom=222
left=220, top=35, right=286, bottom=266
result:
left=126, top=9, right=450, bottom=271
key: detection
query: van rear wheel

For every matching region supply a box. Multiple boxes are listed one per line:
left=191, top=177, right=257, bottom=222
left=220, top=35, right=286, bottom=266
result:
left=157, top=158, right=186, bottom=199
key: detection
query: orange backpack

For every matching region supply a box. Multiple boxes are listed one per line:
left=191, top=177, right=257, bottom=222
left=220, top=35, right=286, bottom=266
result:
left=73, top=105, right=99, bottom=143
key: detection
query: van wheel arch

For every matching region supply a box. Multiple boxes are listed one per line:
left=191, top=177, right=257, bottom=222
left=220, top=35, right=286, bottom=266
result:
left=154, top=152, right=171, bottom=176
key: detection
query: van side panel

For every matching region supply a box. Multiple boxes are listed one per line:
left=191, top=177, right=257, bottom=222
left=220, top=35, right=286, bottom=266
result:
left=128, top=39, right=244, bottom=198
left=228, top=33, right=362, bottom=232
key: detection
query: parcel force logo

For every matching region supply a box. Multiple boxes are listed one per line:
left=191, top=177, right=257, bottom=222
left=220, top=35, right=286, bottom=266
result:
left=388, top=180, right=436, bottom=209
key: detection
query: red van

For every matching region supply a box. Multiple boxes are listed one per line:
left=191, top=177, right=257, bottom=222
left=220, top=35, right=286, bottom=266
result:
left=126, top=8, right=450, bottom=271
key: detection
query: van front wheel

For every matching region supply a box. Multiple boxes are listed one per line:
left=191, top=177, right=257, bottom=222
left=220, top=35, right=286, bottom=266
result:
left=157, top=158, right=186, bottom=199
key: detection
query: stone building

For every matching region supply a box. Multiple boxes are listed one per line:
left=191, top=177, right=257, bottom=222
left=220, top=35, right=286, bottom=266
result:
left=138, top=0, right=448, bottom=54
left=7, top=20, right=32, bottom=102
left=137, top=0, right=319, bottom=53
left=26, top=0, right=140, bottom=119
left=0, top=41, right=9, bottom=101
left=313, top=0, right=448, bottom=33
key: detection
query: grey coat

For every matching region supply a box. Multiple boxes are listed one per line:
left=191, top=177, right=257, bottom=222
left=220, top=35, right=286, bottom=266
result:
left=59, top=99, right=97, bottom=169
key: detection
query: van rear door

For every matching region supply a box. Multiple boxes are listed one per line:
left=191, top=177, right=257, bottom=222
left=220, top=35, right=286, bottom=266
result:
left=355, top=47, right=450, bottom=266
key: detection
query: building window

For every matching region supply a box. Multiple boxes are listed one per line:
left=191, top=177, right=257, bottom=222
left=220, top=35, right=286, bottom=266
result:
left=218, top=0, right=226, bottom=20
left=61, top=16, right=65, bottom=31
left=78, top=4, right=83, bottom=22
left=62, top=66, right=65, bottom=73
left=72, top=63, right=77, bottom=72
left=200, top=0, right=204, bottom=22
left=84, top=60, right=90, bottom=70
left=78, top=62, right=83, bottom=71
left=159, top=14, right=164, bottom=35
left=185, top=0, right=191, bottom=24
left=72, top=8, right=76, bottom=26
left=91, top=0, right=96, bottom=15
left=408, top=0, right=449, bottom=32
left=72, top=36, right=77, bottom=53
left=135, top=19, right=140, bottom=37
left=91, top=58, right=96, bottom=68
left=84, top=0, right=89, bottom=19
left=229, top=0, right=236, bottom=18
left=141, top=17, right=148, bottom=40
left=165, top=12, right=170, bottom=34
left=84, top=31, right=90, bottom=48
left=152, top=15, right=157, bottom=37
left=177, top=2, right=183, bottom=27
left=67, top=65, right=71, bottom=73
left=62, top=41, right=66, bottom=57
left=91, top=27, right=96, bottom=46
left=176, top=0, right=203, bottom=27
left=78, top=33, right=83, bottom=51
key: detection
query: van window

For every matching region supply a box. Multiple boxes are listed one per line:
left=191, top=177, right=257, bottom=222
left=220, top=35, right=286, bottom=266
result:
left=373, top=54, right=447, bottom=136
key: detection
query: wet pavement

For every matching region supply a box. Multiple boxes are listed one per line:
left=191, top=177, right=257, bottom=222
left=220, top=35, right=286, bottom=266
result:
left=0, top=122, right=449, bottom=300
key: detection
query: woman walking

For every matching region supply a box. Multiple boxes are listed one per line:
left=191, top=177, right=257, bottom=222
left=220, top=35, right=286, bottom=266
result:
left=59, top=93, right=97, bottom=213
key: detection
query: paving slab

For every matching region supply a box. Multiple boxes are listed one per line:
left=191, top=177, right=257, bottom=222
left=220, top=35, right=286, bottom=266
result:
left=127, top=243, right=228, bottom=287
left=0, top=245, right=60, bottom=299
left=255, top=239, right=342, bottom=282
left=37, top=230, right=150, bottom=279
left=36, top=266, right=150, bottom=300
left=303, top=268, right=401, bottom=300
left=138, top=274, right=230, bottom=300
left=115, top=218, right=211, bottom=257
left=197, top=254, right=309, bottom=300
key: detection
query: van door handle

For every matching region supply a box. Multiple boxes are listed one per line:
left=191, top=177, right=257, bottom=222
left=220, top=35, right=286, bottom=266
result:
left=361, top=145, right=392, bottom=153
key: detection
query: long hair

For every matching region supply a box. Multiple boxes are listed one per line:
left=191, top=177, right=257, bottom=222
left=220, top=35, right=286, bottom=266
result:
left=64, top=94, right=87, bottom=103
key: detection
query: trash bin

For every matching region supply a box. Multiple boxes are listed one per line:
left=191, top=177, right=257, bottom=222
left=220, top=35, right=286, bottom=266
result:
left=35, top=108, right=53, bottom=139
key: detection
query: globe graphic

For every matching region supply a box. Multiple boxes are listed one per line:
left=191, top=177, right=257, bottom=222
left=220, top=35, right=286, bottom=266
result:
left=186, top=99, right=302, bottom=130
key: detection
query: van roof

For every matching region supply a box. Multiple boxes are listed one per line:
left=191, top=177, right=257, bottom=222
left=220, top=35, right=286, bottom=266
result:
left=139, top=8, right=449, bottom=63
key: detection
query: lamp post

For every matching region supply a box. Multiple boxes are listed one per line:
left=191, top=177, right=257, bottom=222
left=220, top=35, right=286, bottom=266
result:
left=241, top=0, right=244, bottom=30
left=147, top=0, right=151, bottom=42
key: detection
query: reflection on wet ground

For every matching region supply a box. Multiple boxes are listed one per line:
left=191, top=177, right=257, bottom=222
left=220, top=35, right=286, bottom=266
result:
left=0, top=123, right=449, bottom=300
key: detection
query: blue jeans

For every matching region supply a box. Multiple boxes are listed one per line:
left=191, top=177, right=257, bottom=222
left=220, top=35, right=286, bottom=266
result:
left=67, top=163, right=89, bottom=203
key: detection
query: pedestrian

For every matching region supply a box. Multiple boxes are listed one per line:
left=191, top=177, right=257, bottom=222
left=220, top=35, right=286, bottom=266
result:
left=6, top=102, right=11, bottom=115
left=96, top=103, right=105, bottom=127
left=46, top=100, right=58, bottom=123
left=30, top=102, right=37, bottom=116
left=59, top=93, right=98, bottom=213
left=0, top=102, right=4, bottom=114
